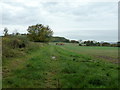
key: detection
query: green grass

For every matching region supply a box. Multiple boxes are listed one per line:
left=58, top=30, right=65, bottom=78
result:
left=59, top=43, right=118, bottom=63
left=2, top=43, right=119, bottom=88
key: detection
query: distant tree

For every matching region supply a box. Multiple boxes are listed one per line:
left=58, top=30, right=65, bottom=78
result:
left=84, top=40, right=100, bottom=46
left=96, top=42, right=100, bottom=46
left=117, top=42, right=120, bottom=47
left=102, top=42, right=110, bottom=46
left=51, top=37, right=70, bottom=42
left=10, top=29, right=21, bottom=36
left=84, top=40, right=93, bottom=46
left=16, top=32, right=20, bottom=35
left=111, top=44, right=117, bottom=47
left=3, top=27, right=8, bottom=36
left=12, top=29, right=19, bottom=36
left=70, top=40, right=79, bottom=43
left=27, top=24, right=53, bottom=42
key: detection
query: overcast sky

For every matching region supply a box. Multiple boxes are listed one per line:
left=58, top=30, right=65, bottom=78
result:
left=0, top=0, right=118, bottom=42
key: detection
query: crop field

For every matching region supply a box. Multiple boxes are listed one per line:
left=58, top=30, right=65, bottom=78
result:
left=2, top=43, right=119, bottom=88
left=59, top=43, right=119, bottom=63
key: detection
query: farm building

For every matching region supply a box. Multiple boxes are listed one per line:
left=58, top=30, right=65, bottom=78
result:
left=56, top=43, right=65, bottom=45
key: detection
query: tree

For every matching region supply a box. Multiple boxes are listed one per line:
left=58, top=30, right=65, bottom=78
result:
left=117, top=42, right=120, bottom=47
left=27, top=24, right=53, bottom=42
left=3, top=27, right=8, bottom=36
left=84, top=40, right=100, bottom=46
left=102, top=42, right=110, bottom=46
left=70, top=40, right=79, bottom=43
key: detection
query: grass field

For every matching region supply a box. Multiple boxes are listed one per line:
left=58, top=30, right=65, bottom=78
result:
left=2, top=43, right=119, bottom=88
left=59, top=43, right=118, bottom=63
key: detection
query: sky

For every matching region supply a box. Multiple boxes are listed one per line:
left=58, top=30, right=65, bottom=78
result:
left=0, top=0, right=119, bottom=42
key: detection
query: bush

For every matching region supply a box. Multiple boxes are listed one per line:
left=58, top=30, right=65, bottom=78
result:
left=2, top=35, right=42, bottom=60
left=2, top=36, right=28, bottom=59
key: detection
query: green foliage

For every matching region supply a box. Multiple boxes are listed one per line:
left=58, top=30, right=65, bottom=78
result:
left=84, top=40, right=100, bottom=46
left=70, top=40, right=79, bottom=43
left=117, top=42, right=120, bottom=47
left=2, top=33, right=50, bottom=64
left=2, top=36, right=26, bottom=59
left=102, top=42, right=111, bottom=46
left=27, top=24, right=53, bottom=42
left=2, top=35, right=41, bottom=60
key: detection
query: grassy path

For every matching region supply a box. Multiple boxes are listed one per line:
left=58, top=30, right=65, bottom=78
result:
left=3, top=44, right=119, bottom=88
left=3, top=44, right=61, bottom=88
left=43, top=46, right=60, bottom=88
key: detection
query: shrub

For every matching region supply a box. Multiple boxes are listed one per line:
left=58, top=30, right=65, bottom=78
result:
left=2, top=36, right=28, bottom=59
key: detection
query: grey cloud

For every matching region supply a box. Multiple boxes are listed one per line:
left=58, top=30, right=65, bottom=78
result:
left=42, top=2, right=59, bottom=6
left=55, top=30, right=118, bottom=41
left=2, top=3, right=46, bottom=25
left=1, top=1, right=118, bottom=41
left=2, top=1, right=117, bottom=25
left=42, top=2, right=117, bottom=23
left=43, top=2, right=117, bottom=16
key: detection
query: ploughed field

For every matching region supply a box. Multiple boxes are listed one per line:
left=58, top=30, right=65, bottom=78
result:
left=3, top=43, right=119, bottom=88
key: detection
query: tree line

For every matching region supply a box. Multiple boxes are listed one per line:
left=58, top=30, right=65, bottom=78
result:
left=2, top=24, right=120, bottom=47
left=3, top=24, right=53, bottom=42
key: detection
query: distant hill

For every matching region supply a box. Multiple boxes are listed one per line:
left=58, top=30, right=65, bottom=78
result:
left=51, top=36, right=70, bottom=42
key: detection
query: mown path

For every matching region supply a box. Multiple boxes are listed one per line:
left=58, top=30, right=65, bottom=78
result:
left=43, top=46, right=60, bottom=88
left=3, top=44, right=62, bottom=88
